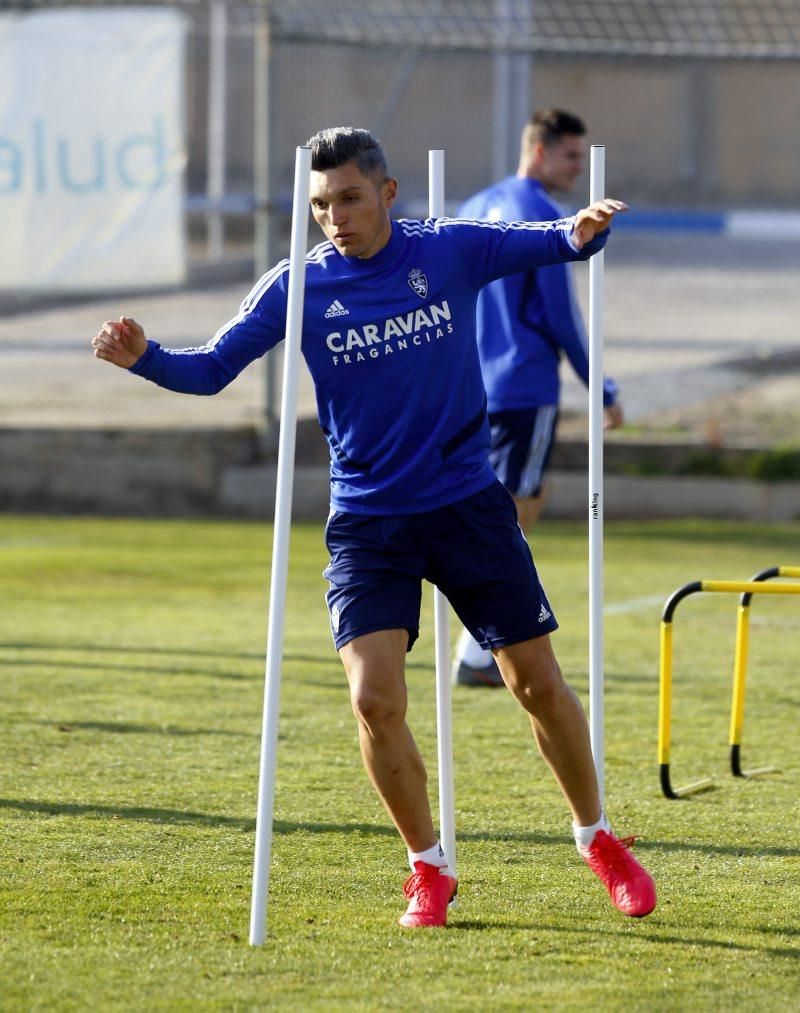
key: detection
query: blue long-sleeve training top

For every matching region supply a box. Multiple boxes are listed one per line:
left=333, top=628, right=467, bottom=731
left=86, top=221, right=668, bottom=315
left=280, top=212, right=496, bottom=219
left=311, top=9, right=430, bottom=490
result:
left=458, top=177, right=618, bottom=411
left=131, top=215, right=607, bottom=514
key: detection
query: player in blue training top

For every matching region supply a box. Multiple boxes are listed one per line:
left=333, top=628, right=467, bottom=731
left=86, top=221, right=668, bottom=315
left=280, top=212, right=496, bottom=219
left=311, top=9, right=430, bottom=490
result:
left=92, top=127, right=655, bottom=928
left=453, top=108, right=625, bottom=688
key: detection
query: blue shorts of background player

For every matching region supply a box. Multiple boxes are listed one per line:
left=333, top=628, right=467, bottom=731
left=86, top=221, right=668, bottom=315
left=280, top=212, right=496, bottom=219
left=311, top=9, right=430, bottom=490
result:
left=488, top=405, right=560, bottom=501
left=324, top=480, right=558, bottom=653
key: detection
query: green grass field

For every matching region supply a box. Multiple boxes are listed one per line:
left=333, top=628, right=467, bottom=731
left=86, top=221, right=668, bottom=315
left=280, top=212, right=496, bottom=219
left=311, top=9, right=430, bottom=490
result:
left=1, top=514, right=799, bottom=1009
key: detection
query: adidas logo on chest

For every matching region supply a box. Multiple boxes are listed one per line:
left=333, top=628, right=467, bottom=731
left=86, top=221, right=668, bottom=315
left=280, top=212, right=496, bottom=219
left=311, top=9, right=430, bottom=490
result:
left=324, top=300, right=349, bottom=319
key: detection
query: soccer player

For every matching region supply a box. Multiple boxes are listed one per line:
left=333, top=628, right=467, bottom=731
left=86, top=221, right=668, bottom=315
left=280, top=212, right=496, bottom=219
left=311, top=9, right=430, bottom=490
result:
left=91, top=127, right=655, bottom=928
left=452, top=109, right=625, bottom=688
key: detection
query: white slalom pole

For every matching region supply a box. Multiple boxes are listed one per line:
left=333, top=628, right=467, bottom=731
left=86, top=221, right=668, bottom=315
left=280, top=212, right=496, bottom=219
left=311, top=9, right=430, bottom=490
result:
left=249, top=145, right=312, bottom=946
left=428, top=149, right=456, bottom=876
left=588, top=145, right=605, bottom=804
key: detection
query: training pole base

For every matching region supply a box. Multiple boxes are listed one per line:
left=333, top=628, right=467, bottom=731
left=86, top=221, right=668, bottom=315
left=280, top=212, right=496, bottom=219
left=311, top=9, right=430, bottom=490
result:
left=730, top=744, right=777, bottom=779
left=660, top=763, right=715, bottom=800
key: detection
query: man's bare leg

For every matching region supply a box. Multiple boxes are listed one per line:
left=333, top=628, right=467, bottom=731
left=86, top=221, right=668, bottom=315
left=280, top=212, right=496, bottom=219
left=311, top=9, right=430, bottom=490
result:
left=495, top=633, right=656, bottom=917
left=339, top=628, right=436, bottom=853
left=495, top=633, right=601, bottom=827
left=340, top=629, right=459, bottom=927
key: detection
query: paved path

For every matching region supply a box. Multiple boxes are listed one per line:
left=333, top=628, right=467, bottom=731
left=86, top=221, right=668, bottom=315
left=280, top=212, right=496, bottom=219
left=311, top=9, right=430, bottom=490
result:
left=1, top=233, right=798, bottom=436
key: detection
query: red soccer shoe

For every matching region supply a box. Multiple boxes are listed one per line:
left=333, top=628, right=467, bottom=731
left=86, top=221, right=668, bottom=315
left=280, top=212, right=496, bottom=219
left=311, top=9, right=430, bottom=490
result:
left=398, top=861, right=458, bottom=928
left=579, top=830, right=657, bottom=917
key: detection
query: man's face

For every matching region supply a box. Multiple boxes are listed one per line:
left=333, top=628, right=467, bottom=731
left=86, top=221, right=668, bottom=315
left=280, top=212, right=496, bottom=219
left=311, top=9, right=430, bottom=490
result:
left=309, top=160, right=397, bottom=259
left=537, top=134, right=587, bottom=193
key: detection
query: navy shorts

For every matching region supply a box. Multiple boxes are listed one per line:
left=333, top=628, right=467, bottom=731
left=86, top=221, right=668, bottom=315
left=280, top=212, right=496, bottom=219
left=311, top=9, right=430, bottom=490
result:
left=323, top=479, right=558, bottom=652
left=488, top=406, right=559, bottom=498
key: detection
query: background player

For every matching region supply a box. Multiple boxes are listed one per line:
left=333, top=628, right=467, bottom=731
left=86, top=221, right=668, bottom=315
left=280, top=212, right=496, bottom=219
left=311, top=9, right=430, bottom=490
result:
left=453, top=108, right=624, bottom=687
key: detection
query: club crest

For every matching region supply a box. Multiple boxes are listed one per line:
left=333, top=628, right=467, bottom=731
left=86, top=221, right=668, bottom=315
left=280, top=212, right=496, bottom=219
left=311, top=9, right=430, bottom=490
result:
left=407, top=268, right=428, bottom=299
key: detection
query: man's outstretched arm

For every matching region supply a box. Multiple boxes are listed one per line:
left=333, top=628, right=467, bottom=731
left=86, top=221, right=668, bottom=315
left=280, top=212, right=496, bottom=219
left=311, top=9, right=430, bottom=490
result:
left=91, top=281, right=287, bottom=396
left=443, top=197, right=628, bottom=287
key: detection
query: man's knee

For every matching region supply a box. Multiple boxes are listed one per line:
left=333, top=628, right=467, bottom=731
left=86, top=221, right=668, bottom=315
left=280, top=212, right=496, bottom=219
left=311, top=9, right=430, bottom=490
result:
left=518, top=663, right=565, bottom=712
left=340, top=629, right=409, bottom=729
left=350, top=680, right=407, bottom=730
left=497, top=640, right=566, bottom=711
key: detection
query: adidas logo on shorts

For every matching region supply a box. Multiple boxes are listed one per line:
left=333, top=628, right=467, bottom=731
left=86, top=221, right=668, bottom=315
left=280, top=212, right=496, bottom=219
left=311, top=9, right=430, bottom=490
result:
left=538, top=603, right=552, bottom=622
left=324, top=299, right=349, bottom=319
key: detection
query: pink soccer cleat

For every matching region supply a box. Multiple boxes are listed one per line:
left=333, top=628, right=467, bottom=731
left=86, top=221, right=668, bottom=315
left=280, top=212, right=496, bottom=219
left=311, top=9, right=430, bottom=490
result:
left=580, top=830, right=657, bottom=917
left=398, top=861, right=458, bottom=928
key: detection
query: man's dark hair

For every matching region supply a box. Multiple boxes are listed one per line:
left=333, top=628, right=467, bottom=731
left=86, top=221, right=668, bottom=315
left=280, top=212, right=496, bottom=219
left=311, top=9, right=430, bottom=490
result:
left=306, top=127, right=390, bottom=183
left=522, top=108, right=586, bottom=154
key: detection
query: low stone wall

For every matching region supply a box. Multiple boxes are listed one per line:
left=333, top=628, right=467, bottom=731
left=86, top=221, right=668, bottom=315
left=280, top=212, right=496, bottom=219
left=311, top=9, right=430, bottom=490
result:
left=216, top=466, right=800, bottom=523
left=1, top=424, right=798, bottom=522
left=546, top=472, right=800, bottom=523
left=0, top=427, right=260, bottom=515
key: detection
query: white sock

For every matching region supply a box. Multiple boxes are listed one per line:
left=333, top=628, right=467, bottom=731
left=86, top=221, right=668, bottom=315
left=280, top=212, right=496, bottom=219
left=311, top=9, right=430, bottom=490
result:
left=572, top=811, right=611, bottom=851
left=456, top=627, right=493, bottom=669
left=408, top=841, right=451, bottom=873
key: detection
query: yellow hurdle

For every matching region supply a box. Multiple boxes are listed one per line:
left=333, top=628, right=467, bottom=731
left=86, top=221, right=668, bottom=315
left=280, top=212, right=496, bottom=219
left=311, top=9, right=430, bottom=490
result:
left=729, top=566, right=800, bottom=778
left=658, top=572, right=800, bottom=799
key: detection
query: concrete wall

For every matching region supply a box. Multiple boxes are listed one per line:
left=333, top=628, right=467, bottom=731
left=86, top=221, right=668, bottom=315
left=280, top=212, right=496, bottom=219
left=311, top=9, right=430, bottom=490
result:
left=0, top=428, right=260, bottom=516
left=2, top=426, right=798, bottom=522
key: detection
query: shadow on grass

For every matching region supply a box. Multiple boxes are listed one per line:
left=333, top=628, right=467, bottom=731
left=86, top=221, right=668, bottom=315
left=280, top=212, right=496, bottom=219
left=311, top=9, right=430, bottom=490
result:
left=752, top=924, right=800, bottom=939
left=3, top=800, right=800, bottom=861
left=449, top=918, right=799, bottom=959
left=0, top=642, right=431, bottom=677
left=3, top=660, right=345, bottom=694
left=771, top=694, right=800, bottom=709
left=0, top=656, right=253, bottom=681
left=36, top=719, right=250, bottom=737
left=635, top=837, right=800, bottom=858
left=0, top=641, right=265, bottom=661
left=0, top=800, right=571, bottom=842
left=0, top=798, right=255, bottom=828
